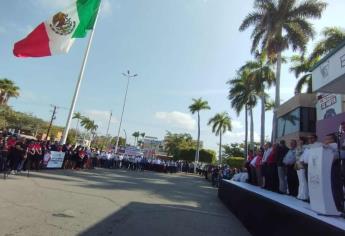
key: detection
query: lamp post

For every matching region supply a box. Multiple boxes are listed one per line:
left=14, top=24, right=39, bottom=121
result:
left=114, top=70, right=138, bottom=154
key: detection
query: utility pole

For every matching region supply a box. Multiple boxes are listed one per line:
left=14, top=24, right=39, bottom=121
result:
left=46, top=105, right=58, bottom=141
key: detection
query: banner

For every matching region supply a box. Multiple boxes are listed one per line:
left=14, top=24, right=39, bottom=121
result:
left=46, top=151, right=65, bottom=168
left=316, top=93, right=342, bottom=120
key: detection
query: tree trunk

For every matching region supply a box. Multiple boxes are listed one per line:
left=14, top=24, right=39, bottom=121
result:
left=272, top=52, right=282, bottom=142
left=244, top=105, right=248, bottom=158
left=194, top=111, right=201, bottom=172
left=250, top=107, right=254, bottom=150
left=260, top=95, right=265, bottom=146
left=219, top=133, right=222, bottom=165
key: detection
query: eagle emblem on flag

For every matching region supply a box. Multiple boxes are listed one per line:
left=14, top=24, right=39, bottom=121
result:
left=50, top=12, right=76, bottom=36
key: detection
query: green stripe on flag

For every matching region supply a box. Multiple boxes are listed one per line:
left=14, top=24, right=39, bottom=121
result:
left=73, top=0, right=101, bottom=38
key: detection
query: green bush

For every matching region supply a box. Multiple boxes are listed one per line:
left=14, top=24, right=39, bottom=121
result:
left=223, top=157, right=245, bottom=169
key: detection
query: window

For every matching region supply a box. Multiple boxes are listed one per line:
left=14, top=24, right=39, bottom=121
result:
left=277, top=107, right=316, bottom=138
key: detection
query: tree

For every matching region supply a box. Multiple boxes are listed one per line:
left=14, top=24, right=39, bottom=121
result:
left=188, top=98, right=211, bottom=167
left=239, top=0, right=327, bottom=141
left=228, top=69, right=257, bottom=154
left=72, top=112, right=83, bottom=140
left=310, top=27, right=345, bottom=60
left=240, top=51, right=275, bottom=146
left=80, top=117, right=98, bottom=144
left=289, top=55, right=319, bottom=93
left=208, top=112, right=232, bottom=164
left=177, top=148, right=216, bottom=163
left=265, top=98, right=275, bottom=111
left=222, top=143, right=244, bottom=158
left=132, top=131, right=140, bottom=146
left=164, top=132, right=196, bottom=159
left=0, top=78, right=20, bottom=105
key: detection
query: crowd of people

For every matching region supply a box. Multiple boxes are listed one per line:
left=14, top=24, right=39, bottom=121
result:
left=244, top=131, right=344, bottom=211
left=0, top=130, right=197, bottom=175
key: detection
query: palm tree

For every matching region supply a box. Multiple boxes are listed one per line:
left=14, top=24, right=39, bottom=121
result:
left=289, top=55, right=319, bottom=93
left=208, top=112, right=232, bottom=164
left=188, top=98, right=211, bottom=166
left=227, top=69, right=257, bottom=154
left=310, top=27, right=345, bottom=60
left=0, top=78, right=20, bottom=105
left=240, top=51, right=275, bottom=146
left=265, top=98, right=275, bottom=112
left=239, top=0, right=326, bottom=141
left=132, top=131, right=140, bottom=146
left=72, top=112, right=83, bottom=139
left=80, top=117, right=95, bottom=143
left=290, top=27, right=345, bottom=94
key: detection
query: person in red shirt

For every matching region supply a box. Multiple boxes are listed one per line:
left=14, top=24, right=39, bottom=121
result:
left=266, top=143, right=279, bottom=192
left=33, top=141, right=42, bottom=170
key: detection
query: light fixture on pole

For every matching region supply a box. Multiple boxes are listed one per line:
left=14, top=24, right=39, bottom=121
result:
left=114, top=70, right=138, bottom=154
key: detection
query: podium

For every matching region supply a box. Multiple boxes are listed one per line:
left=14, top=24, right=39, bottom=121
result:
left=308, top=146, right=343, bottom=216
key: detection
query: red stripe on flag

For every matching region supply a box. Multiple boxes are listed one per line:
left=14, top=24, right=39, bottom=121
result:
left=13, top=23, right=51, bottom=58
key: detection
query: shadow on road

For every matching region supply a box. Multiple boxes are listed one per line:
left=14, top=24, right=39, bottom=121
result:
left=28, top=169, right=215, bottom=206
left=77, top=202, right=248, bottom=236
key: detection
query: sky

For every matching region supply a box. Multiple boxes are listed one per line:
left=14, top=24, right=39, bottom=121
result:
left=1, top=0, right=345, bottom=151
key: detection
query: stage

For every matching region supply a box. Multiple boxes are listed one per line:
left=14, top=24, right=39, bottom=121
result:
left=218, top=179, right=345, bottom=236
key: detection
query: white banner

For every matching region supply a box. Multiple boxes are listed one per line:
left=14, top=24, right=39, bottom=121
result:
left=46, top=151, right=65, bottom=168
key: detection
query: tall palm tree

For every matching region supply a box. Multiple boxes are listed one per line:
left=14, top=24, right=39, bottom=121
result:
left=310, top=27, right=345, bottom=60
left=208, top=112, right=232, bottom=164
left=80, top=117, right=93, bottom=131
left=80, top=117, right=95, bottom=145
left=188, top=98, right=211, bottom=165
left=132, top=131, right=140, bottom=146
left=0, top=78, right=20, bottom=105
left=72, top=112, right=83, bottom=139
left=240, top=51, right=275, bottom=146
left=239, top=0, right=326, bottom=141
left=228, top=69, right=257, bottom=154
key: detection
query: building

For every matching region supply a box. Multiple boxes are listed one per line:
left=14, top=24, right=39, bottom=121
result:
left=311, top=39, right=345, bottom=141
left=142, top=136, right=164, bottom=158
left=276, top=93, right=317, bottom=143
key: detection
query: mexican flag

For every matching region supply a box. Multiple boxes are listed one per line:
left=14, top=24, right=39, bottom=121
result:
left=13, top=0, right=101, bottom=58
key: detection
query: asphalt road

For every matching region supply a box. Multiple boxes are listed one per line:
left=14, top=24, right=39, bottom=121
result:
left=0, top=169, right=250, bottom=236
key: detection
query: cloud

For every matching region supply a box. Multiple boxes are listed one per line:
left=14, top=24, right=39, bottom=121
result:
left=165, top=88, right=227, bottom=97
left=83, top=110, right=118, bottom=127
left=101, top=0, right=112, bottom=15
left=34, top=0, right=72, bottom=9
left=155, top=111, right=196, bottom=131
left=231, top=120, right=243, bottom=129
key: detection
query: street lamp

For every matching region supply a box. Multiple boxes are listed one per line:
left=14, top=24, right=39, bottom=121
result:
left=114, top=70, right=138, bottom=154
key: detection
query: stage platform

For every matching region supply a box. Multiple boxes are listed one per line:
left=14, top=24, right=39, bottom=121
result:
left=218, top=179, right=345, bottom=236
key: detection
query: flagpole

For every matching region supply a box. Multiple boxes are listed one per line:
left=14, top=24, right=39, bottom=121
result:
left=60, top=5, right=101, bottom=145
